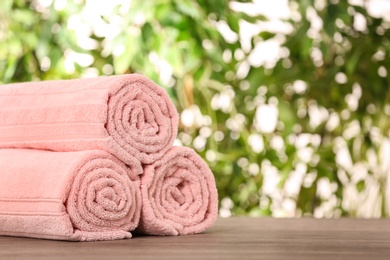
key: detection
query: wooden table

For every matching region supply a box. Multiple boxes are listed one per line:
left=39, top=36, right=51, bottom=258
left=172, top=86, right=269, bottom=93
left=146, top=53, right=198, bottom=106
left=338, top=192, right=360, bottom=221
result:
left=1, top=217, right=390, bottom=259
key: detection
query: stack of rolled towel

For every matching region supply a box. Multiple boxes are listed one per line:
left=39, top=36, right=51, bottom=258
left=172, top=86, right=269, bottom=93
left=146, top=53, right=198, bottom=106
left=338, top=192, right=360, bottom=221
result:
left=0, top=74, right=218, bottom=241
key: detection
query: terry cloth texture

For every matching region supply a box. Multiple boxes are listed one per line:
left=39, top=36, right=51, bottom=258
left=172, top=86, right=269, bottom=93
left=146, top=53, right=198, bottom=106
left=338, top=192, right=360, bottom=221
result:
left=0, top=149, right=142, bottom=241
left=0, top=74, right=178, bottom=165
left=138, top=146, right=218, bottom=236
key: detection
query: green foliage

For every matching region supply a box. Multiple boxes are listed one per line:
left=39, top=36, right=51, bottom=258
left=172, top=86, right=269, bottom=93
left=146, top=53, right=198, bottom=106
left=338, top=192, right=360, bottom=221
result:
left=1, top=0, right=389, bottom=217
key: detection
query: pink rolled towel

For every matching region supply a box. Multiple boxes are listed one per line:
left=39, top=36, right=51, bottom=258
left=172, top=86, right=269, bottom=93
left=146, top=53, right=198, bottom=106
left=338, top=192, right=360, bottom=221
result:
left=138, top=146, right=218, bottom=236
left=0, top=149, right=142, bottom=241
left=0, top=74, right=178, bottom=164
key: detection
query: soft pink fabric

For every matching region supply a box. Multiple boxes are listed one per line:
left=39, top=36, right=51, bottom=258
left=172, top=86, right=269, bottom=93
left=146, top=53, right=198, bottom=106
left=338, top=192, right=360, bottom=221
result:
left=138, top=146, right=218, bottom=236
left=0, top=149, right=142, bottom=241
left=0, top=74, right=178, bottom=164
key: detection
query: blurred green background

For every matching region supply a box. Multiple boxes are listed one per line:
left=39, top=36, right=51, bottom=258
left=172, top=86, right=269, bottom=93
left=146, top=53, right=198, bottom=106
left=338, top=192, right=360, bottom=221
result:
left=1, top=0, right=389, bottom=218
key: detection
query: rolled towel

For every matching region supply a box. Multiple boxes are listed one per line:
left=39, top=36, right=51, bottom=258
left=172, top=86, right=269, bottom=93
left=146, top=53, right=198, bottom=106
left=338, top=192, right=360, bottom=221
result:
left=0, top=74, right=178, bottom=164
left=138, top=146, right=218, bottom=236
left=0, top=149, right=142, bottom=241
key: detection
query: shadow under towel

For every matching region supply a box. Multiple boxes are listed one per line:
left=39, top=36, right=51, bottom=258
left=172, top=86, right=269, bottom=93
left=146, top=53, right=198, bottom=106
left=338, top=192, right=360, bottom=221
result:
left=0, top=74, right=178, bottom=164
left=0, top=149, right=142, bottom=241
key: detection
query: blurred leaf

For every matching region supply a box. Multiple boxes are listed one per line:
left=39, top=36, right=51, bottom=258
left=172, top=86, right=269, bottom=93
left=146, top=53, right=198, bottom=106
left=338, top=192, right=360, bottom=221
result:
left=0, top=0, right=13, bottom=11
left=113, top=35, right=140, bottom=74
left=176, top=0, right=200, bottom=19
left=346, top=49, right=362, bottom=74
left=227, top=16, right=239, bottom=33
left=356, top=180, right=365, bottom=192
left=258, top=31, right=275, bottom=41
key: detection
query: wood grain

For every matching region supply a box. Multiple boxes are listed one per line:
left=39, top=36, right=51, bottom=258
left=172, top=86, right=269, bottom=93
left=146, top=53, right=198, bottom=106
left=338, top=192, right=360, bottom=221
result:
left=1, top=217, right=390, bottom=259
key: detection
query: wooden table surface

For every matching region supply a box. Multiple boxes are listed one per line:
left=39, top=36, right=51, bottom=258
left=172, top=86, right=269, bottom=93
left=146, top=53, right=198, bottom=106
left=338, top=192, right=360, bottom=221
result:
left=1, top=217, right=390, bottom=259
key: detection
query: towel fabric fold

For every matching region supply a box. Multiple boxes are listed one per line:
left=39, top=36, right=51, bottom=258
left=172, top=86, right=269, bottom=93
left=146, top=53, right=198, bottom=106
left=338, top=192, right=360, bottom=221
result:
left=0, top=74, right=178, bottom=164
left=0, top=149, right=142, bottom=241
left=137, top=146, right=218, bottom=236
